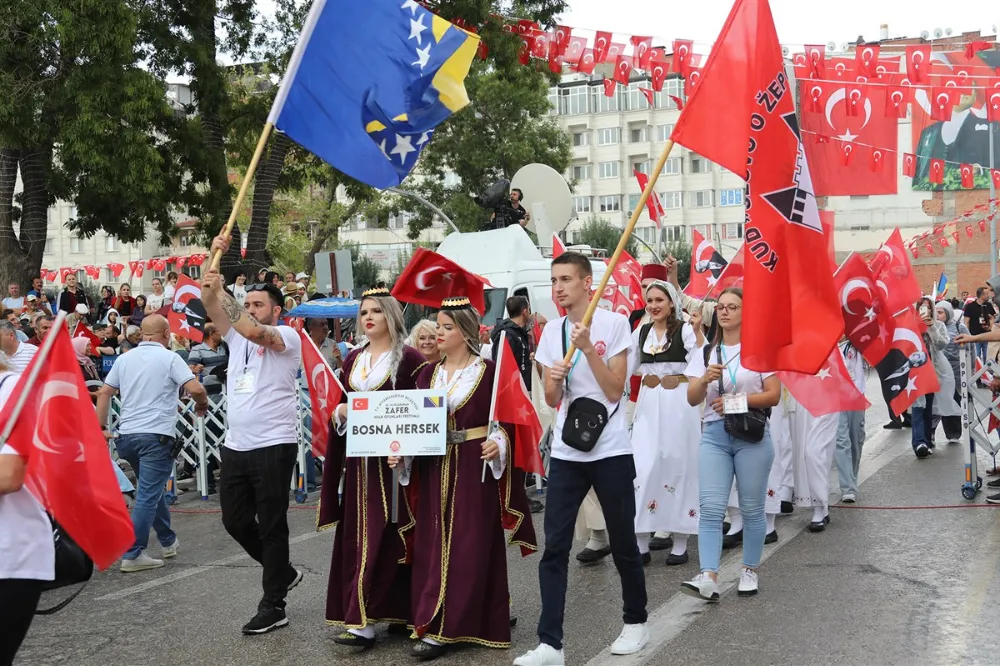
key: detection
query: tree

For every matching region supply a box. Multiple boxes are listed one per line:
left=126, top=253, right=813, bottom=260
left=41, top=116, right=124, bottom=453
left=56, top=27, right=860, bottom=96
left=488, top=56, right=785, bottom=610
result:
left=573, top=216, right=640, bottom=258
left=665, top=241, right=692, bottom=286
left=0, top=1, right=185, bottom=289
left=340, top=241, right=382, bottom=293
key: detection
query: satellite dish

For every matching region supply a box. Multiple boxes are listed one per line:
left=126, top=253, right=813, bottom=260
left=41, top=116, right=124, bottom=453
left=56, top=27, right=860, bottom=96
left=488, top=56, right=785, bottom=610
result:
left=781, top=45, right=790, bottom=56
left=840, top=42, right=849, bottom=52
left=920, top=30, right=930, bottom=40
left=945, top=28, right=953, bottom=36
left=510, top=163, right=574, bottom=241
left=474, top=179, right=510, bottom=210
left=933, top=28, right=943, bottom=39
left=826, top=40, right=837, bottom=51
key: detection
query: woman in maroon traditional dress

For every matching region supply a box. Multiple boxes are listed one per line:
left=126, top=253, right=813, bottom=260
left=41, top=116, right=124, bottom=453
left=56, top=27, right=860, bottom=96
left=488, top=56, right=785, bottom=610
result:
left=318, top=287, right=426, bottom=649
left=389, top=296, right=537, bottom=660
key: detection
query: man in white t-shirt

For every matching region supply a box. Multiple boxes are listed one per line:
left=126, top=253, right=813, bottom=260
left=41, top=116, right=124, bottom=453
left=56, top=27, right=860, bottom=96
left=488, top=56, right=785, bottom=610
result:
left=2, top=283, right=25, bottom=312
left=201, top=235, right=303, bottom=637
left=515, top=252, right=648, bottom=666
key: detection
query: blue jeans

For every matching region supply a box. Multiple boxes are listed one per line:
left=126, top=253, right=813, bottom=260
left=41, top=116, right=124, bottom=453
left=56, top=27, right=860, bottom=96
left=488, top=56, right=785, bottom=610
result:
left=697, top=420, right=774, bottom=572
left=976, top=342, right=988, bottom=365
left=115, top=433, right=177, bottom=560
left=835, top=411, right=865, bottom=495
left=910, top=393, right=935, bottom=451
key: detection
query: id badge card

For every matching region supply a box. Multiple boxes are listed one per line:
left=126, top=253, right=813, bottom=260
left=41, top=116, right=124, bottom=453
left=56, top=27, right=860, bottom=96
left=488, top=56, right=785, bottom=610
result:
left=723, top=393, right=748, bottom=414
left=235, top=372, right=256, bottom=394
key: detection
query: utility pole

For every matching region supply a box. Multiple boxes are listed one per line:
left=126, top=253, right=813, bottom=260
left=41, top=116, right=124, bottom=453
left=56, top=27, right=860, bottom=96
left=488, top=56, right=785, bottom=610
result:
left=990, top=128, right=997, bottom=277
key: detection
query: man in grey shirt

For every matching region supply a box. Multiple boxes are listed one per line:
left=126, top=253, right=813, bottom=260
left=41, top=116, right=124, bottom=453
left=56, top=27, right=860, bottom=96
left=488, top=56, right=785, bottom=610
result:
left=97, top=315, right=209, bottom=573
left=188, top=322, right=229, bottom=395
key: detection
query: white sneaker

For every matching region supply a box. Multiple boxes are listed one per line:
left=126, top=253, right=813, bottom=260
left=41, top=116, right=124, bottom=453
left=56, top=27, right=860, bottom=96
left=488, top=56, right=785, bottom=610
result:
left=737, top=567, right=758, bottom=596
left=610, top=623, right=649, bottom=655
left=162, top=537, right=180, bottom=559
left=512, top=643, right=565, bottom=666
left=120, top=552, right=165, bottom=573
left=680, top=572, right=720, bottom=602
left=841, top=492, right=856, bottom=504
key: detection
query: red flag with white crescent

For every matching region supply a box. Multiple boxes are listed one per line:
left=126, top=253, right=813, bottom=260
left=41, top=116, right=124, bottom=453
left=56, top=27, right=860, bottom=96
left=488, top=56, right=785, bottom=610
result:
left=684, top=229, right=729, bottom=300
left=868, top=228, right=922, bottom=315
left=778, top=345, right=870, bottom=416
left=492, top=333, right=545, bottom=476
left=633, top=170, right=664, bottom=228
left=875, top=307, right=940, bottom=417
left=298, top=332, right=345, bottom=457
left=390, top=248, right=488, bottom=315
left=833, top=253, right=895, bottom=366
left=167, top=273, right=206, bottom=343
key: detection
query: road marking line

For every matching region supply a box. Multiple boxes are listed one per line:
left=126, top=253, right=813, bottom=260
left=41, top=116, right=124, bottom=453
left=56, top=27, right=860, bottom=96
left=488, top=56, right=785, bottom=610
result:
left=96, top=529, right=330, bottom=601
left=586, top=427, right=908, bottom=666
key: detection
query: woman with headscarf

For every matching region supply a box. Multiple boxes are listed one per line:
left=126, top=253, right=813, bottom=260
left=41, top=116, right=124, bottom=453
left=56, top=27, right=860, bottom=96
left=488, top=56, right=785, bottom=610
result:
left=934, top=299, right=968, bottom=444
left=630, top=280, right=703, bottom=565
left=72, top=337, right=101, bottom=403
left=103, top=307, right=122, bottom=337
left=389, top=296, right=537, bottom=660
left=910, top=296, right=957, bottom=457
left=319, top=287, right=427, bottom=650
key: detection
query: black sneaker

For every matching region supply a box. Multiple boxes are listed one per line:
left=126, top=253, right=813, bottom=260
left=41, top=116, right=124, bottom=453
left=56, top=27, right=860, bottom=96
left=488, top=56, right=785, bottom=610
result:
left=780, top=500, right=794, bottom=514
left=528, top=498, right=545, bottom=514
left=286, top=564, right=303, bottom=593
left=242, top=607, right=288, bottom=635
left=987, top=478, right=1000, bottom=489
left=722, top=530, right=743, bottom=549
left=883, top=421, right=903, bottom=430
left=915, top=443, right=930, bottom=459
left=986, top=492, right=1000, bottom=505
left=649, top=535, right=673, bottom=551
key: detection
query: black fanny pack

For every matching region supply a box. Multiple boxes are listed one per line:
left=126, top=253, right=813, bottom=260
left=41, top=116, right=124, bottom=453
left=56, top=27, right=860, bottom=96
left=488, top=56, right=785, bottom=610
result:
left=711, top=345, right=770, bottom=444
left=561, top=321, right=620, bottom=452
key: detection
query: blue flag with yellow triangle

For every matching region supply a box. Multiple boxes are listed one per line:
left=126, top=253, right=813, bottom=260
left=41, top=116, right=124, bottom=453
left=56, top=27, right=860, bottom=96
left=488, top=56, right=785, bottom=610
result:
left=266, top=0, right=479, bottom=189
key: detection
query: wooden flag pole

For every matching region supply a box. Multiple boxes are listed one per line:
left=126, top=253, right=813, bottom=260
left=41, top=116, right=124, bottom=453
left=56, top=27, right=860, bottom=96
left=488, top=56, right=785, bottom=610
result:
left=208, top=121, right=275, bottom=272
left=562, top=139, right=676, bottom=364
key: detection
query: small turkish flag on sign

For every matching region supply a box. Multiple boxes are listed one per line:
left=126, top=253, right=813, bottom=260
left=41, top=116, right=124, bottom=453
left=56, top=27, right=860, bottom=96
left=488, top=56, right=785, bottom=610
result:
left=929, top=158, right=945, bottom=184
left=961, top=163, right=975, bottom=188
left=870, top=148, right=885, bottom=172
left=902, top=153, right=917, bottom=177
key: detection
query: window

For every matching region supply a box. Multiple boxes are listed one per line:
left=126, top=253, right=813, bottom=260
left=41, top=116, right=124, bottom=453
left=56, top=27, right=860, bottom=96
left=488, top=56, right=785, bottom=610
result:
left=185, top=265, right=202, bottom=280
left=664, top=225, right=685, bottom=243
left=691, top=190, right=714, bottom=208
left=629, top=126, right=648, bottom=143
left=559, top=86, right=590, bottom=115
left=44, top=237, right=53, bottom=254
left=723, top=223, right=744, bottom=240
left=664, top=157, right=682, bottom=175
left=691, top=224, right=712, bottom=240
left=548, top=87, right=558, bottom=114
left=152, top=269, right=165, bottom=280
left=591, top=85, right=620, bottom=113
left=597, top=128, right=620, bottom=146
left=70, top=205, right=78, bottom=220
left=75, top=270, right=85, bottom=282
left=661, top=191, right=683, bottom=209
left=571, top=164, right=592, bottom=181
left=599, top=196, right=621, bottom=212
left=105, top=235, right=119, bottom=252
left=632, top=160, right=651, bottom=175
left=664, top=79, right=683, bottom=107
left=656, top=124, right=674, bottom=142
left=572, top=131, right=590, bottom=147
left=573, top=196, right=592, bottom=214
left=626, top=82, right=647, bottom=110
left=103, top=268, right=115, bottom=283
left=627, top=194, right=641, bottom=215
left=598, top=161, right=620, bottom=179
left=636, top=225, right=658, bottom=244
left=719, top=188, right=745, bottom=207
left=70, top=235, right=84, bottom=254
left=849, top=223, right=871, bottom=231
left=690, top=157, right=712, bottom=174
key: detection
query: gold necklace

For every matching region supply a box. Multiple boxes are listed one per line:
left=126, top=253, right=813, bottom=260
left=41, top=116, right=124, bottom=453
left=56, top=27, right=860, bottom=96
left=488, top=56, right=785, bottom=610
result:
left=359, top=349, right=388, bottom=382
left=649, top=327, right=669, bottom=354
left=441, top=355, right=474, bottom=398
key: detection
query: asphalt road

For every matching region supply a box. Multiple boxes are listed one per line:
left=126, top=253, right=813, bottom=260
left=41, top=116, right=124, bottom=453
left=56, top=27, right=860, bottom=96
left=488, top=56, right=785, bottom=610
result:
left=16, top=396, right=1000, bottom=666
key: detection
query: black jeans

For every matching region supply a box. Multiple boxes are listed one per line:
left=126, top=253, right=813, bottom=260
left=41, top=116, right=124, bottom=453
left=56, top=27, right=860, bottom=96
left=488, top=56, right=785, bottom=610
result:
left=0, top=578, right=43, bottom=666
left=220, top=443, right=298, bottom=610
left=537, top=454, right=647, bottom=650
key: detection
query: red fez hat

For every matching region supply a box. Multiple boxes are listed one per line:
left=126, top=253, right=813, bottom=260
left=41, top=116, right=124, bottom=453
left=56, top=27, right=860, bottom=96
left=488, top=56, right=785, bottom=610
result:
left=640, top=263, right=667, bottom=281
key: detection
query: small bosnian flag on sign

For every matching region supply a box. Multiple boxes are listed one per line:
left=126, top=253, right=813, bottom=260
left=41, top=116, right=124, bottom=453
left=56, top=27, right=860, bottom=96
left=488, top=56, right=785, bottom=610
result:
left=424, top=396, right=443, bottom=408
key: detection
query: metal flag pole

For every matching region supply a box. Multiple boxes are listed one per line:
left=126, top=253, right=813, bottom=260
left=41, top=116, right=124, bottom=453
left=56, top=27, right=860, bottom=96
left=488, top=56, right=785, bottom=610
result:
left=208, top=122, right=275, bottom=271
left=483, top=331, right=504, bottom=482
left=990, top=128, right=997, bottom=277
left=562, top=140, right=675, bottom=363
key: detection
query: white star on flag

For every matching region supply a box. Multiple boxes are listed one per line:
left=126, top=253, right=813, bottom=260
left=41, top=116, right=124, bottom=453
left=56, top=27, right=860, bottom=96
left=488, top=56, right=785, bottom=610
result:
left=409, top=15, right=427, bottom=46
left=178, top=318, right=191, bottom=332
left=905, top=377, right=918, bottom=395
left=417, top=130, right=433, bottom=145
left=391, top=134, right=417, bottom=162
left=413, top=44, right=431, bottom=69
left=517, top=404, right=532, bottom=420
left=401, top=0, right=420, bottom=14
left=816, top=367, right=831, bottom=380
left=837, top=129, right=858, bottom=142
left=379, top=139, right=390, bottom=159
left=864, top=307, right=876, bottom=321
left=707, top=275, right=719, bottom=286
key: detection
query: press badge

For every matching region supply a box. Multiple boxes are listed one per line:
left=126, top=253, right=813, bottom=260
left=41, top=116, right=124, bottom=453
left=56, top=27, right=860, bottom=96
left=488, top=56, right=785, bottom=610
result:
left=724, top=393, right=748, bottom=414
left=235, top=372, right=256, bottom=394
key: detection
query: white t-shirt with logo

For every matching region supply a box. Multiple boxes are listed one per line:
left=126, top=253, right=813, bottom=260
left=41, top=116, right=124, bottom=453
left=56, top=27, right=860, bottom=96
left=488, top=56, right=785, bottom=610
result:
left=535, top=307, right=633, bottom=462
left=684, top=342, right=775, bottom=423
left=223, top=326, right=302, bottom=451
left=0, top=371, right=55, bottom=580
left=145, top=292, right=165, bottom=311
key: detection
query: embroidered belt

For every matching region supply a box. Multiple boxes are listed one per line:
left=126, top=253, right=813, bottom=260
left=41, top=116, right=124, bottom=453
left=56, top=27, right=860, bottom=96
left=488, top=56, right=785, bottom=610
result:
left=446, top=426, right=489, bottom=445
left=641, top=374, right=688, bottom=390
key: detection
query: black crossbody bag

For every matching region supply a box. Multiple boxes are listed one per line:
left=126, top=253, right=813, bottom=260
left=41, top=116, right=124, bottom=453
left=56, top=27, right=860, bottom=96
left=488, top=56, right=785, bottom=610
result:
left=561, top=321, right=620, bottom=452
left=707, top=344, right=770, bottom=444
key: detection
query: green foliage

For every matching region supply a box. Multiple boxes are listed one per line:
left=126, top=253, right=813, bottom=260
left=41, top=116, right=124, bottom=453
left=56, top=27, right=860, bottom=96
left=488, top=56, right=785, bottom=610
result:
left=665, top=241, right=692, bottom=286
left=573, top=216, right=640, bottom=258
left=340, top=241, right=382, bottom=292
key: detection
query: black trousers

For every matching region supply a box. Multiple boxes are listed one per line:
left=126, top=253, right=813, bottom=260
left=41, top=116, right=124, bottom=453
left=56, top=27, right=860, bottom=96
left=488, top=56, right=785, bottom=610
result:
left=537, top=454, right=648, bottom=650
left=0, top=578, right=43, bottom=666
left=220, top=443, right=298, bottom=610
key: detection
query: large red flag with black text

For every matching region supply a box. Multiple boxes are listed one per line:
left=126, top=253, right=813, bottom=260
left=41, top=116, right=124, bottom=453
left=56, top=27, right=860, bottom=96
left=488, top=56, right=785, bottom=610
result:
left=0, top=327, right=133, bottom=570
left=298, top=332, right=345, bottom=457
left=670, top=0, right=842, bottom=373
left=492, top=333, right=545, bottom=476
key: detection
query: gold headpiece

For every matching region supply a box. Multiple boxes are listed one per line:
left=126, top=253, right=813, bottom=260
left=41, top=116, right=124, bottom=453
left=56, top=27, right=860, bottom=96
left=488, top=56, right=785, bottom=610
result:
left=361, top=286, right=391, bottom=298
left=440, top=296, right=472, bottom=310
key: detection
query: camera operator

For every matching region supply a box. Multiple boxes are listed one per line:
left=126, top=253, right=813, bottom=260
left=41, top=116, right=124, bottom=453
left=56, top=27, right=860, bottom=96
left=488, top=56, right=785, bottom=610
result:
left=490, top=188, right=531, bottom=230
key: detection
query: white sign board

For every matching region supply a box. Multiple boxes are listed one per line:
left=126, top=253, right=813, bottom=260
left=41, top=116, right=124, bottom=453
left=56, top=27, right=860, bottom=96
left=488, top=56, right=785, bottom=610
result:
left=346, top=389, right=447, bottom=457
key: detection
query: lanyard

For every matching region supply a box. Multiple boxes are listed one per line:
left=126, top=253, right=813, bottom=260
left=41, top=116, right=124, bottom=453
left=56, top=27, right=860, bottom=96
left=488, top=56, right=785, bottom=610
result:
left=562, top=320, right=583, bottom=386
left=719, top=346, right=739, bottom=393
left=244, top=341, right=257, bottom=372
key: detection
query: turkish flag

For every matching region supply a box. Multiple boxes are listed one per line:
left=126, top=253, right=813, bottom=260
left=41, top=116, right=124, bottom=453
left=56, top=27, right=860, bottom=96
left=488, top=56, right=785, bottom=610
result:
left=630, top=35, right=653, bottom=71
left=987, top=78, right=1000, bottom=122
left=0, top=327, right=134, bottom=569
left=613, top=54, right=632, bottom=85
left=685, top=65, right=703, bottom=93
left=107, top=262, right=125, bottom=278
left=801, top=74, right=898, bottom=196
left=961, top=163, right=975, bottom=188
left=870, top=147, right=887, bottom=172
left=633, top=170, right=665, bottom=227
left=803, top=44, right=826, bottom=78
left=71, top=321, right=102, bottom=350
left=827, top=57, right=854, bottom=81
left=929, top=86, right=960, bottom=121
left=575, top=49, right=597, bottom=75
left=993, top=169, right=1000, bottom=189
left=166, top=273, right=206, bottom=343
left=605, top=249, right=641, bottom=286
left=706, top=244, right=745, bottom=300
left=298, top=332, right=345, bottom=457
left=869, top=228, right=922, bottom=315
left=492, top=332, right=545, bottom=476
left=885, top=75, right=913, bottom=118
left=833, top=253, right=895, bottom=366
left=551, top=235, right=567, bottom=317
left=593, top=31, right=612, bottom=64
left=929, top=158, right=945, bottom=184
left=83, top=265, right=99, bottom=280
left=855, top=44, right=881, bottom=78
left=609, top=288, right=633, bottom=318
left=639, top=87, right=655, bottom=107
left=672, top=39, right=693, bottom=75
left=670, top=0, right=842, bottom=373
left=685, top=229, right=729, bottom=300
left=605, top=42, right=626, bottom=64
left=876, top=307, right=940, bottom=417
left=563, top=35, right=586, bottom=63
left=778, top=346, right=870, bottom=417
left=554, top=25, right=572, bottom=55
left=905, top=45, right=932, bottom=84
left=391, top=248, right=487, bottom=315
left=650, top=60, right=668, bottom=91
left=626, top=273, right=645, bottom=311
left=902, top=152, right=917, bottom=177
left=602, top=78, right=616, bottom=97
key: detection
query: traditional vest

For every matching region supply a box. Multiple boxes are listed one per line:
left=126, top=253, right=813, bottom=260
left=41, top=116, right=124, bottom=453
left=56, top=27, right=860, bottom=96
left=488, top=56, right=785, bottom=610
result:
left=637, top=323, right=686, bottom=364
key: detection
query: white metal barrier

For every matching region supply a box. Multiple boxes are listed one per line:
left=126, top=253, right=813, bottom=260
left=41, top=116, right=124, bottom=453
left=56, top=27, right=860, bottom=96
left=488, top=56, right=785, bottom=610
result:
left=958, top=346, right=1000, bottom=500
left=107, top=379, right=318, bottom=504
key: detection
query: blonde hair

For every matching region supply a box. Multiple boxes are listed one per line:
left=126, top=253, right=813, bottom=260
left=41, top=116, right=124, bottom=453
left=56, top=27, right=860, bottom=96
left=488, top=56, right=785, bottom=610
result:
left=439, top=307, right=482, bottom=358
left=355, top=295, right=408, bottom=388
left=407, top=319, right=437, bottom=347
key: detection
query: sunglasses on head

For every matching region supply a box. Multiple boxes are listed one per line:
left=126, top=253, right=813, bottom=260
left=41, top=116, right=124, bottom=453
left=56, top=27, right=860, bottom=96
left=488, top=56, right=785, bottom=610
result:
left=246, top=283, right=273, bottom=293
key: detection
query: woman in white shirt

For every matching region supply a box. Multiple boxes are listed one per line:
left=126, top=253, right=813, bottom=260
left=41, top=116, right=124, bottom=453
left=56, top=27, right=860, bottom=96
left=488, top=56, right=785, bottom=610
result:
left=680, top=288, right=780, bottom=600
left=0, top=359, right=55, bottom=663
left=230, top=269, right=248, bottom=304
left=145, top=278, right=166, bottom=314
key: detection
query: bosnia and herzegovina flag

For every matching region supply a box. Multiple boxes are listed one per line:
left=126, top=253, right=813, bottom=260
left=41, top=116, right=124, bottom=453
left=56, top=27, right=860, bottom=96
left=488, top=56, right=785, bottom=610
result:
left=934, top=272, right=948, bottom=300
left=266, top=0, right=480, bottom=189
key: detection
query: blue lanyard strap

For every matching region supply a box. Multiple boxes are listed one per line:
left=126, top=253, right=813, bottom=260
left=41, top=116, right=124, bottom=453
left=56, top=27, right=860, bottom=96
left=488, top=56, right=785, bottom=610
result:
left=562, top=320, right=583, bottom=386
left=719, top=346, right=739, bottom=392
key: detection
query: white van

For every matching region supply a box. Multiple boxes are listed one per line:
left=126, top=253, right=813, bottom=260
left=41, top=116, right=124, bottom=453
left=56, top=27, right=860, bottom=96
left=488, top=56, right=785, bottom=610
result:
left=402, top=226, right=609, bottom=328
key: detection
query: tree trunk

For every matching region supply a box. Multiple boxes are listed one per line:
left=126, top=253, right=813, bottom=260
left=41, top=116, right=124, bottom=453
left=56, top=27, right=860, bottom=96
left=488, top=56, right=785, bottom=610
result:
left=303, top=200, right=362, bottom=278
left=0, top=146, right=50, bottom=292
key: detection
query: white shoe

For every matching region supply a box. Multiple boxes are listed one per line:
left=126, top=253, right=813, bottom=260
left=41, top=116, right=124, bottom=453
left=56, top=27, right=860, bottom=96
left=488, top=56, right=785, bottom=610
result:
left=841, top=492, right=856, bottom=504
left=120, top=552, right=165, bottom=573
left=680, top=572, right=720, bottom=602
left=513, top=643, right=565, bottom=666
left=609, top=623, right=649, bottom=655
left=737, top=567, right=758, bottom=596
left=162, top=537, right=180, bottom=559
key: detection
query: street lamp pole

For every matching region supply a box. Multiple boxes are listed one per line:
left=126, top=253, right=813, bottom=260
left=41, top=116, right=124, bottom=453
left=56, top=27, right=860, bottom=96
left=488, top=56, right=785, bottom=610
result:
left=990, top=128, right=997, bottom=277
left=386, top=187, right=460, bottom=234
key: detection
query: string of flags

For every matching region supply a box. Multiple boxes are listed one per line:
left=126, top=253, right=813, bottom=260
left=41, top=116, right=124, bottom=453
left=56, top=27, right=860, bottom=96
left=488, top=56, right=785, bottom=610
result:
left=40, top=254, right=210, bottom=284
left=884, top=199, right=1000, bottom=259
